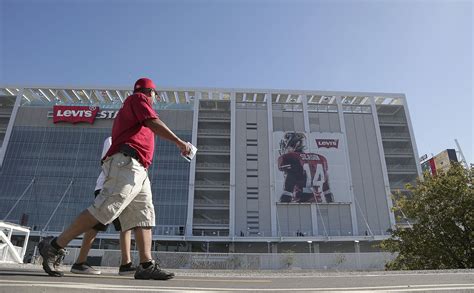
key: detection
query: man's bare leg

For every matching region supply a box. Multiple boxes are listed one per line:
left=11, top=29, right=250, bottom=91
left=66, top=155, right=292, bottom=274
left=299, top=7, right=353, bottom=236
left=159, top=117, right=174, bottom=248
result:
left=56, top=210, right=100, bottom=248
left=120, top=230, right=132, bottom=265
left=133, top=227, right=174, bottom=280
left=133, top=227, right=152, bottom=263
left=76, top=229, right=98, bottom=264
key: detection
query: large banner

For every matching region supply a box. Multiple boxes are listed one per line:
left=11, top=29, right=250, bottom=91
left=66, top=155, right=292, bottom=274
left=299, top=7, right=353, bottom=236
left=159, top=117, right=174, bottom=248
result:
left=273, top=131, right=351, bottom=204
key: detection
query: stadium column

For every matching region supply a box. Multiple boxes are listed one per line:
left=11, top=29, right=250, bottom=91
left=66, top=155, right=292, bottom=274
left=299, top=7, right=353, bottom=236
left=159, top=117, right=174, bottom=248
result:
left=301, top=94, right=319, bottom=237
left=401, top=95, right=423, bottom=177
left=0, top=90, right=22, bottom=168
left=229, top=92, right=236, bottom=237
left=185, top=91, right=200, bottom=236
left=370, top=97, right=396, bottom=230
left=266, top=92, right=277, bottom=237
left=336, top=96, right=359, bottom=237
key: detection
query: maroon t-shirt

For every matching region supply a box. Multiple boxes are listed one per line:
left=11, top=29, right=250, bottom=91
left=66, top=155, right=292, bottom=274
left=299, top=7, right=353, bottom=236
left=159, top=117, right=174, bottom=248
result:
left=104, top=93, right=158, bottom=168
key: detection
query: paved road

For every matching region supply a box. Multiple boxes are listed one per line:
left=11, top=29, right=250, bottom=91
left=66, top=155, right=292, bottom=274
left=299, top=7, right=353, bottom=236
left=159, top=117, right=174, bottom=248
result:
left=0, top=264, right=473, bottom=292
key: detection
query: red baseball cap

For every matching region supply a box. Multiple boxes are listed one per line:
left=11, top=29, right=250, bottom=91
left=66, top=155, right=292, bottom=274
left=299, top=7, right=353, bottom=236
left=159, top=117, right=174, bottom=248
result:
left=134, top=78, right=156, bottom=91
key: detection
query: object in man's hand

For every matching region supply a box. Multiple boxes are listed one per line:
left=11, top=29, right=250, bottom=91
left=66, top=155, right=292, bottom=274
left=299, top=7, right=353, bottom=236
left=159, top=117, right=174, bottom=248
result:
left=181, top=143, right=197, bottom=162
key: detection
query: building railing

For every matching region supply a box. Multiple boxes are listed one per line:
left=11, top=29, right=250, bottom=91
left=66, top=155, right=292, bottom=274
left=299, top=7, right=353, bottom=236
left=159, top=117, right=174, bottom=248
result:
left=386, top=165, right=417, bottom=172
left=196, top=163, right=230, bottom=169
left=198, top=129, right=231, bottom=135
left=383, top=148, right=414, bottom=155
left=380, top=132, right=411, bottom=139
left=199, top=112, right=231, bottom=119
left=197, top=145, right=230, bottom=152
left=194, top=199, right=230, bottom=205
left=193, top=219, right=230, bottom=225
left=60, top=249, right=396, bottom=271
left=195, top=180, right=230, bottom=187
left=389, top=180, right=415, bottom=189
left=378, top=117, right=407, bottom=124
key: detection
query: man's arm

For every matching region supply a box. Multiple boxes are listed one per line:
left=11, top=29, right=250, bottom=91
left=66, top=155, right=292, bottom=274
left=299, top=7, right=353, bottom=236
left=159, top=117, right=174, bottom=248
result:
left=144, top=118, right=190, bottom=154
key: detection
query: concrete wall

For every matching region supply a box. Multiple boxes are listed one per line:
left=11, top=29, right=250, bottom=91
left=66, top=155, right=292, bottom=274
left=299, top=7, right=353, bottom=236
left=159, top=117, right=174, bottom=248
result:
left=235, top=103, right=271, bottom=236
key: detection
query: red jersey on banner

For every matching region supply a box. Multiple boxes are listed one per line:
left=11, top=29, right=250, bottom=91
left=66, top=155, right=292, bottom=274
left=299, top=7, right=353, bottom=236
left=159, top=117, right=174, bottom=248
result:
left=278, top=151, right=334, bottom=203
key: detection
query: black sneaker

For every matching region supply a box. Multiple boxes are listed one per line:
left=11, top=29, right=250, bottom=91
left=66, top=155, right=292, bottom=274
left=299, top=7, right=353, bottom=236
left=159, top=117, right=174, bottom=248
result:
left=71, top=262, right=101, bottom=275
left=38, top=236, right=65, bottom=277
left=118, top=262, right=136, bottom=276
left=134, top=260, right=174, bottom=280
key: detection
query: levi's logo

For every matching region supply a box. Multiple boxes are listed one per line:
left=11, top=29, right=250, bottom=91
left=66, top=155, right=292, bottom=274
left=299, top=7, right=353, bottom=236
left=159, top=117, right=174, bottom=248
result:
left=316, top=139, right=339, bottom=149
left=53, top=106, right=99, bottom=124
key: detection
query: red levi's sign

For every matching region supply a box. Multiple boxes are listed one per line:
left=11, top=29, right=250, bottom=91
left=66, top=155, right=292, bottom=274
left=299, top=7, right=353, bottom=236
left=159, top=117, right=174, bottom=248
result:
left=53, top=106, right=99, bottom=124
left=316, top=139, right=339, bottom=149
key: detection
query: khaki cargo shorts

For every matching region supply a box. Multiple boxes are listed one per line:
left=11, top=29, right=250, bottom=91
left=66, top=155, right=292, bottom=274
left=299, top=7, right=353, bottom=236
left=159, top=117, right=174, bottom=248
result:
left=87, top=152, right=155, bottom=231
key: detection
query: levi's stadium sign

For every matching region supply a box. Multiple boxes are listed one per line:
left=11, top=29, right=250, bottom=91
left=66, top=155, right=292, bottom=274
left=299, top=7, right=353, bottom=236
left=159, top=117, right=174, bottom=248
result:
left=52, top=105, right=118, bottom=124
left=316, top=139, right=339, bottom=149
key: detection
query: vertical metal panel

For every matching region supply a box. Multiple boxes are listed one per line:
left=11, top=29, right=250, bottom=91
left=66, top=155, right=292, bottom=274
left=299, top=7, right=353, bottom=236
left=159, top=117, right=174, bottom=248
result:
left=369, top=98, right=396, bottom=229
left=301, top=95, right=310, bottom=132
left=327, top=206, right=341, bottom=236
left=293, top=110, right=305, bottom=132
left=310, top=204, right=318, bottom=236
left=302, top=94, right=319, bottom=237
left=288, top=205, right=300, bottom=236
left=336, top=96, right=359, bottom=236
left=338, top=205, right=353, bottom=236
left=229, top=92, right=236, bottom=237
left=235, top=104, right=248, bottom=235
left=298, top=205, right=312, bottom=236
left=401, top=96, right=423, bottom=176
left=0, top=92, right=22, bottom=167
left=328, top=113, right=341, bottom=132
left=277, top=205, right=289, bottom=236
left=266, top=93, right=277, bottom=236
left=185, top=93, right=199, bottom=236
left=353, top=114, right=380, bottom=233
left=257, top=106, right=271, bottom=236
left=319, top=112, right=331, bottom=131
left=363, top=114, right=389, bottom=233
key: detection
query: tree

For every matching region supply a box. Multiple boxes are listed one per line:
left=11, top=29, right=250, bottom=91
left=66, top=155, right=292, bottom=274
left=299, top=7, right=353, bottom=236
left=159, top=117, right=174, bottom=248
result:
left=381, top=163, right=473, bottom=270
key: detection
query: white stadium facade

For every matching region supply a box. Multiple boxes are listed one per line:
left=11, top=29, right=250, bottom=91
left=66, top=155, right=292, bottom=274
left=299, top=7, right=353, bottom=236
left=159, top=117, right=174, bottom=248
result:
left=0, top=85, right=421, bottom=261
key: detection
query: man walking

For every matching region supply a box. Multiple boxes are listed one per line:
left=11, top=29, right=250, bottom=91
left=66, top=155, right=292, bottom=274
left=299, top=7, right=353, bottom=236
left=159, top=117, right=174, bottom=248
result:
left=70, top=137, right=136, bottom=276
left=38, top=78, right=191, bottom=280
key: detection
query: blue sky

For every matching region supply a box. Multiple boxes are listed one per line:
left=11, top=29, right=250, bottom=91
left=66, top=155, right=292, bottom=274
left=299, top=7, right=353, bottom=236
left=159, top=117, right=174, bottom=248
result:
left=0, top=0, right=472, bottom=163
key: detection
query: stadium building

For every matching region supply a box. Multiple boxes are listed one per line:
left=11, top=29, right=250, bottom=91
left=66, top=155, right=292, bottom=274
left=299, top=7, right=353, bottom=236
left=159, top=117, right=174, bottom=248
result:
left=0, top=86, right=421, bottom=256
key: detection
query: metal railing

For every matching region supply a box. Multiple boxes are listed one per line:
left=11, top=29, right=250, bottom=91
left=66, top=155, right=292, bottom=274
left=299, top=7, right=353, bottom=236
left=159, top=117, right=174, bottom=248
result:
left=61, top=249, right=396, bottom=271
left=195, top=180, right=230, bottom=187
left=192, top=219, right=230, bottom=225
left=197, top=145, right=230, bottom=152
left=194, top=199, right=230, bottom=205
left=378, top=117, right=407, bottom=124
left=383, top=148, right=414, bottom=155
left=0, top=221, right=30, bottom=264
left=380, top=132, right=411, bottom=139
left=199, top=112, right=231, bottom=119
left=196, top=163, right=230, bottom=169
left=198, top=129, right=231, bottom=135
left=387, top=165, right=417, bottom=173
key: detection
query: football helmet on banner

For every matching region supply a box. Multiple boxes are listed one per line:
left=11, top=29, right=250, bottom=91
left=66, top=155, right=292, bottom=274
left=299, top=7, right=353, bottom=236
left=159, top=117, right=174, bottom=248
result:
left=279, top=132, right=306, bottom=155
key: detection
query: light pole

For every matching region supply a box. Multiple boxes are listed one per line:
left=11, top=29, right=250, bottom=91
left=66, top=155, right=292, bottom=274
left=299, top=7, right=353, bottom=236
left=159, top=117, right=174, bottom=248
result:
left=307, top=240, right=312, bottom=254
